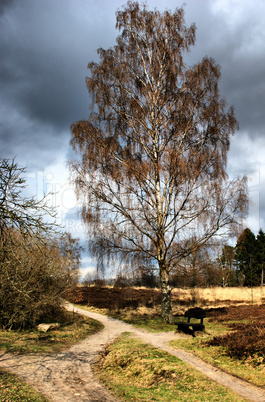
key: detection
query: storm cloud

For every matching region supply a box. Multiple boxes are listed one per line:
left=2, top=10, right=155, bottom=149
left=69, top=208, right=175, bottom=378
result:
left=1, top=0, right=265, bottom=242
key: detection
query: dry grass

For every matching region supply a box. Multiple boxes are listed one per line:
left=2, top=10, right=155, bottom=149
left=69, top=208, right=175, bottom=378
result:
left=70, top=285, right=265, bottom=313
left=171, top=286, right=265, bottom=313
left=70, top=286, right=265, bottom=327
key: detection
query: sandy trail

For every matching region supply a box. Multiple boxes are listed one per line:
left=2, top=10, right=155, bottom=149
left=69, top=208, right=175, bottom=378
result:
left=1, top=302, right=265, bottom=401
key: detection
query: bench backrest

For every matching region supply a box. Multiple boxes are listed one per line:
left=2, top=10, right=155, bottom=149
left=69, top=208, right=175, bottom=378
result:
left=184, top=307, right=206, bottom=319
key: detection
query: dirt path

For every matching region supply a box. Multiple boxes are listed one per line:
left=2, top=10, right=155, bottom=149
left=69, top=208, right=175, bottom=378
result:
left=1, top=303, right=265, bottom=401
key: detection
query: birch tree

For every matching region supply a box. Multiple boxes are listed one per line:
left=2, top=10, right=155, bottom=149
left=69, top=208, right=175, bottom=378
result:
left=70, top=1, right=248, bottom=322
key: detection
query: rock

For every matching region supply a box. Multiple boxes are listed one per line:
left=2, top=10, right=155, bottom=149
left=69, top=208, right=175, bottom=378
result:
left=37, top=323, right=60, bottom=332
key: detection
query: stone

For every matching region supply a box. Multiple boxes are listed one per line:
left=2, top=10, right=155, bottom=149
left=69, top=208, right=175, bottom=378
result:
left=37, top=323, right=60, bottom=332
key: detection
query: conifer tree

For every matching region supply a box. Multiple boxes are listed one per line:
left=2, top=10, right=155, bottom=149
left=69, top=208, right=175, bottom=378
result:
left=235, top=228, right=257, bottom=286
left=255, top=228, right=265, bottom=285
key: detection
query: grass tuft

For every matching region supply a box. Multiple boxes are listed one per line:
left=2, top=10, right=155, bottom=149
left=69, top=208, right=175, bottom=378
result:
left=0, top=368, right=48, bottom=401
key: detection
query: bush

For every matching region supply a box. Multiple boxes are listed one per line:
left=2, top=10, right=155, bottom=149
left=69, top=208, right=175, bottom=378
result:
left=0, top=159, right=81, bottom=330
left=205, top=322, right=265, bottom=365
left=0, top=231, right=79, bottom=329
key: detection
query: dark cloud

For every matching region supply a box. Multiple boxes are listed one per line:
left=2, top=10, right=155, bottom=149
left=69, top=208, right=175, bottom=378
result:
left=0, top=0, right=120, bottom=169
left=184, top=1, right=265, bottom=140
left=1, top=0, right=265, bottom=233
left=1, top=2, right=89, bottom=129
left=0, top=0, right=15, bottom=15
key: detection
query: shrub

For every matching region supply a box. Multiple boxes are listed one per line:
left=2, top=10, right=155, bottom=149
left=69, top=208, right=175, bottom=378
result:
left=205, top=322, right=265, bottom=365
left=0, top=159, right=81, bottom=330
left=0, top=231, right=79, bottom=329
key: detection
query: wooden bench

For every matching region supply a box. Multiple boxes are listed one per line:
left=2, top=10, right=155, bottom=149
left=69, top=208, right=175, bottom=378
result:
left=176, top=307, right=206, bottom=334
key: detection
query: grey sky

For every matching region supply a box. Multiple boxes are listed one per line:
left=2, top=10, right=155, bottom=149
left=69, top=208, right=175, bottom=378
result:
left=1, top=0, right=265, bottom=271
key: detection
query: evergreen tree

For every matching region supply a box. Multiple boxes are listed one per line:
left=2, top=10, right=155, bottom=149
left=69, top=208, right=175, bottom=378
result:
left=234, top=228, right=257, bottom=286
left=255, top=228, right=265, bottom=285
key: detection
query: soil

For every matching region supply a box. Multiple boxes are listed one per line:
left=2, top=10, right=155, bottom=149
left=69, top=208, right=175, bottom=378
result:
left=1, top=302, right=265, bottom=402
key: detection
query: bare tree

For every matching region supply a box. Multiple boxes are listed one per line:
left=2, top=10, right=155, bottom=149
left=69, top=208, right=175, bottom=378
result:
left=0, top=159, right=81, bottom=329
left=220, top=244, right=236, bottom=287
left=0, top=158, right=57, bottom=242
left=57, top=232, right=83, bottom=285
left=70, top=2, right=248, bottom=322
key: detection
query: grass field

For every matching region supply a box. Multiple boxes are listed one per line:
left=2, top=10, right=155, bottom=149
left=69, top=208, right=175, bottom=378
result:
left=74, top=285, right=265, bottom=399
left=95, top=333, right=245, bottom=401
left=0, top=311, right=103, bottom=355
left=172, top=286, right=265, bottom=309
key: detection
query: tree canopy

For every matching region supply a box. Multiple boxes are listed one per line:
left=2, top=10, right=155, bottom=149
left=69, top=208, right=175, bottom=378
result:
left=70, top=1, right=248, bottom=322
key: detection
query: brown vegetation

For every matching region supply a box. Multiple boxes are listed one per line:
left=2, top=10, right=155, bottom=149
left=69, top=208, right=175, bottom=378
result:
left=205, top=301, right=265, bottom=365
left=207, top=303, right=265, bottom=322
left=206, top=321, right=265, bottom=365
left=67, top=286, right=161, bottom=310
left=67, top=285, right=265, bottom=313
left=0, top=159, right=82, bottom=330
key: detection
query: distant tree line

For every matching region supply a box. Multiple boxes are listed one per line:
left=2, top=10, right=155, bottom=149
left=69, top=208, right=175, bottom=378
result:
left=83, top=228, right=265, bottom=289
